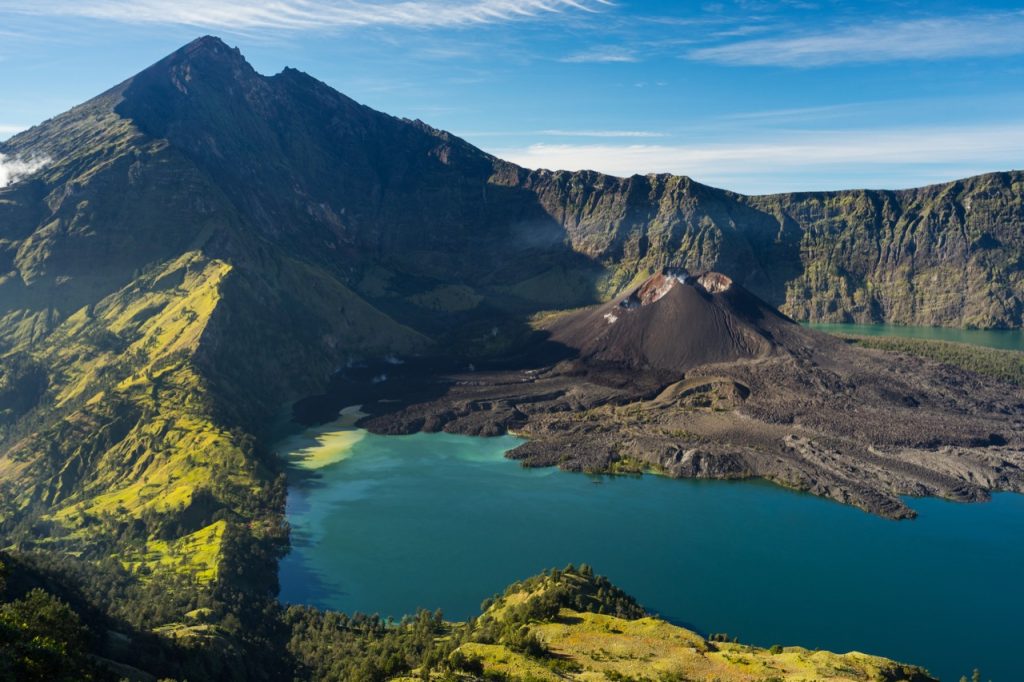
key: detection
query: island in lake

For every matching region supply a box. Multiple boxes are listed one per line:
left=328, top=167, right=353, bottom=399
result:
left=341, top=269, right=1024, bottom=520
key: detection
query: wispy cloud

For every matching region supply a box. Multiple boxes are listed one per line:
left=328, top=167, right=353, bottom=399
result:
left=561, top=45, right=638, bottom=63
left=464, top=129, right=666, bottom=139
left=0, top=0, right=612, bottom=31
left=0, top=124, right=28, bottom=136
left=491, top=123, right=1024, bottom=193
left=720, top=103, right=868, bottom=123
left=540, top=129, right=664, bottom=138
left=688, top=11, right=1024, bottom=67
left=0, top=153, right=50, bottom=188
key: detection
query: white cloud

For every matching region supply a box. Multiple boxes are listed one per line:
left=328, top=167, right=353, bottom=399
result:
left=539, top=129, right=665, bottom=138
left=0, top=0, right=611, bottom=30
left=561, top=45, right=638, bottom=63
left=0, top=124, right=27, bottom=137
left=463, top=129, right=666, bottom=139
left=720, top=103, right=866, bottom=122
left=490, top=123, right=1024, bottom=193
left=688, top=11, right=1024, bottom=67
left=0, top=153, right=50, bottom=188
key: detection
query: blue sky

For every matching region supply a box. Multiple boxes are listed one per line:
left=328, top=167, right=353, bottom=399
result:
left=1, top=0, right=1023, bottom=194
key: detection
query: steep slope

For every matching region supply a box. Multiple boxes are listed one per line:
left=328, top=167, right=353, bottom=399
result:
left=0, top=38, right=436, bottom=592
left=0, top=86, right=221, bottom=347
left=514, top=170, right=1024, bottom=327
left=7, top=38, right=1022, bottom=332
left=752, top=180, right=1024, bottom=327
left=0, top=249, right=421, bottom=575
left=107, top=37, right=603, bottom=318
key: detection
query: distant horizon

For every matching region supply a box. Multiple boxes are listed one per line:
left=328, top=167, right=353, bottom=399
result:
left=2, top=1, right=1024, bottom=194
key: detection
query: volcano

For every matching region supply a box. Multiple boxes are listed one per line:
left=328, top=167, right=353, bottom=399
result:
left=546, top=269, right=808, bottom=374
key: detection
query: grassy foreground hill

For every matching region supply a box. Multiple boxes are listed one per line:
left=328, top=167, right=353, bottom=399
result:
left=287, top=565, right=937, bottom=682
left=286, top=565, right=941, bottom=682
left=0, top=561, right=936, bottom=680
left=410, top=566, right=935, bottom=682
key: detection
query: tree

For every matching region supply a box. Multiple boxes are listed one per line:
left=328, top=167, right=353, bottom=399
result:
left=0, top=588, right=98, bottom=681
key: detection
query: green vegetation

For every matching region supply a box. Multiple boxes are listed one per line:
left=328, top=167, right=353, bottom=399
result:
left=0, top=253, right=284, bottom=583
left=843, top=334, right=1024, bottom=386
left=453, top=566, right=933, bottom=682
left=285, top=606, right=454, bottom=681
left=527, top=171, right=1024, bottom=329
left=283, top=565, right=934, bottom=682
left=0, top=590, right=100, bottom=681
left=0, top=557, right=937, bottom=681
left=282, top=565, right=642, bottom=681
left=0, top=545, right=294, bottom=681
left=0, top=561, right=103, bottom=682
left=607, top=456, right=650, bottom=475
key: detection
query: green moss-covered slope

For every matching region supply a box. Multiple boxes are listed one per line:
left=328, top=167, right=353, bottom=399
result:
left=840, top=334, right=1024, bottom=386
left=285, top=566, right=935, bottom=682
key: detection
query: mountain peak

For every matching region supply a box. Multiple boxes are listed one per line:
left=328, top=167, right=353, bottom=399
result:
left=134, top=35, right=253, bottom=91
left=619, top=269, right=735, bottom=309
left=114, top=36, right=263, bottom=140
left=179, top=35, right=240, bottom=61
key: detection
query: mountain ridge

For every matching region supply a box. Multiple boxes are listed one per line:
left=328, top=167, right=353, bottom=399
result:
left=5, top=36, right=1022, bottom=331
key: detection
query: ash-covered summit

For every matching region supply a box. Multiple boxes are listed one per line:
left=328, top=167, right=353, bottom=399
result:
left=546, top=268, right=811, bottom=374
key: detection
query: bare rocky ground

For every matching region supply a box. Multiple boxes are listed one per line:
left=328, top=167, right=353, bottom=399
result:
left=359, top=272, right=1024, bottom=519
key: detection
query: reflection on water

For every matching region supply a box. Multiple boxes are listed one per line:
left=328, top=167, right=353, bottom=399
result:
left=809, top=322, right=1024, bottom=351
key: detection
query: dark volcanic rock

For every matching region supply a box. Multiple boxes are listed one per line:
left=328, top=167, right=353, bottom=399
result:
left=363, top=272, right=1024, bottom=519
left=547, top=269, right=805, bottom=374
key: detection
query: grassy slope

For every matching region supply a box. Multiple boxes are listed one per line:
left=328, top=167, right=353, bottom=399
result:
left=385, top=568, right=934, bottom=682
left=0, top=254, right=247, bottom=578
left=460, top=614, right=925, bottom=682
left=0, top=246, right=425, bottom=585
left=0, top=63, right=429, bottom=595
left=840, top=334, right=1024, bottom=386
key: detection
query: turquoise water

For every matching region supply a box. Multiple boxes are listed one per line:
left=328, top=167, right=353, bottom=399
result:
left=280, top=430, right=1024, bottom=681
left=281, top=325, right=1024, bottom=680
left=808, top=322, right=1024, bottom=351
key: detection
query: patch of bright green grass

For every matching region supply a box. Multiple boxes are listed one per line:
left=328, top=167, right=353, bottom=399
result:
left=844, top=335, right=1024, bottom=386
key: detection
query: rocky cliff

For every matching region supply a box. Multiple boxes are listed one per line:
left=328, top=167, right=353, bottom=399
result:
left=509, top=169, right=1024, bottom=327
